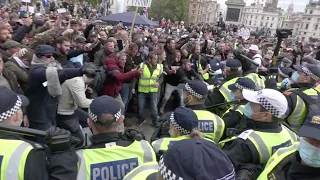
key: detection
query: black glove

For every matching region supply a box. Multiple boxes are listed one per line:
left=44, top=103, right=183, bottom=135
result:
left=82, top=68, right=97, bottom=78
left=45, top=126, right=74, bottom=152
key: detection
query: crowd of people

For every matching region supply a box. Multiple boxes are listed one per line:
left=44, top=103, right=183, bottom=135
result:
left=1, top=2, right=320, bottom=180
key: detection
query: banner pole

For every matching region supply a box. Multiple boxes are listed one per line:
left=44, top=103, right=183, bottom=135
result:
left=130, top=6, right=139, bottom=36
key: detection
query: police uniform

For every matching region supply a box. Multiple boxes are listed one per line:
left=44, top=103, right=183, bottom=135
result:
left=245, top=73, right=266, bottom=90
left=222, top=78, right=256, bottom=138
left=220, top=89, right=299, bottom=172
left=179, top=80, right=225, bottom=142
left=283, top=64, right=320, bottom=132
left=207, top=59, right=224, bottom=86
left=76, top=96, right=156, bottom=180
left=151, top=107, right=199, bottom=156
left=123, top=161, right=158, bottom=180
left=0, top=87, right=77, bottom=180
left=258, top=108, right=320, bottom=180
left=208, top=59, right=243, bottom=105
left=188, top=54, right=209, bottom=80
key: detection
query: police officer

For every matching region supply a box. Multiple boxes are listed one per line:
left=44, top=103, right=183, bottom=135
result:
left=179, top=80, right=225, bottom=142
left=207, top=58, right=224, bottom=86
left=76, top=95, right=156, bottom=180
left=0, top=86, right=78, bottom=180
left=245, top=72, right=266, bottom=90
left=265, top=67, right=294, bottom=90
left=220, top=89, right=299, bottom=176
left=222, top=78, right=256, bottom=135
left=151, top=107, right=201, bottom=158
left=207, top=59, right=243, bottom=105
left=258, top=109, right=320, bottom=179
left=282, top=63, right=320, bottom=132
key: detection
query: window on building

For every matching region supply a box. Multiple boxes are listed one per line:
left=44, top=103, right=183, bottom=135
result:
left=310, top=10, right=313, bottom=14
left=262, top=16, right=264, bottom=20
left=267, top=17, right=269, bottom=20
left=302, top=37, right=305, bottom=41
left=308, top=17, right=311, bottom=20
left=266, top=22, right=268, bottom=27
left=315, top=25, right=319, bottom=30
left=252, top=10, right=254, bottom=12
left=255, top=16, right=257, bottom=19
left=313, top=33, right=316, bottom=36
left=246, top=20, right=247, bottom=24
left=270, top=23, right=273, bottom=28
left=304, top=32, right=307, bottom=35
left=260, top=22, right=263, bottom=26
left=249, top=21, right=252, bottom=25
left=272, top=17, right=274, bottom=20
left=305, top=24, right=309, bottom=29
left=251, top=15, right=253, bottom=18
left=285, top=24, right=288, bottom=27
left=193, top=4, right=196, bottom=8
left=257, top=10, right=258, bottom=12
left=299, top=32, right=302, bottom=35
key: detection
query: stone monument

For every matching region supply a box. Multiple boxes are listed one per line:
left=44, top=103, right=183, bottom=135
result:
left=225, top=0, right=246, bottom=25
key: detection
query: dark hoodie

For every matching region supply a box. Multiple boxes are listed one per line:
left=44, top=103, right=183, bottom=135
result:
left=103, top=54, right=140, bottom=97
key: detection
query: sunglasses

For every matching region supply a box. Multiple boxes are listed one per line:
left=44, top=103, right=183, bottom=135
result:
left=43, top=54, right=53, bottom=58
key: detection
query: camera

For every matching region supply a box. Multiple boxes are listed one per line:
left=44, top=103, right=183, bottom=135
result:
left=276, top=29, right=293, bottom=38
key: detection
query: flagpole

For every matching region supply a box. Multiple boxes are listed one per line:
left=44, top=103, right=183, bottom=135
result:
left=130, top=6, right=138, bottom=36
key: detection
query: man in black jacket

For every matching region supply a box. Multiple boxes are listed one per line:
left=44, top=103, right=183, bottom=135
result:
left=27, top=45, right=95, bottom=131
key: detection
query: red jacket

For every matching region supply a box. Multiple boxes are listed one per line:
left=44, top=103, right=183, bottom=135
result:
left=103, top=54, right=140, bottom=97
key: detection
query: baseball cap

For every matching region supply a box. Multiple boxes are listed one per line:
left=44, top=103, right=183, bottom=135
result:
left=75, top=36, right=87, bottom=43
left=242, top=89, right=288, bottom=119
left=249, top=44, right=259, bottom=51
left=293, top=63, right=320, bottom=82
left=299, top=108, right=320, bottom=140
left=35, top=45, right=56, bottom=57
left=89, top=95, right=122, bottom=124
left=178, top=80, right=208, bottom=99
left=89, top=31, right=98, bottom=37
left=2, top=40, right=23, bottom=50
left=209, top=59, right=222, bottom=72
left=225, top=59, right=242, bottom=71
left=228, top=78, right=255, bottom=91
left=278, top=67, right=294, bottom=78
left=159, top=138, right=235, bottom=180
left=263, top=55, right=272, bottom=60
left=165, top=107, right=198, bottom=135
left=0, top=86, right=29, bottom=122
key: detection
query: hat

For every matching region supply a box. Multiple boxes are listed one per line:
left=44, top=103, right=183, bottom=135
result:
left=2, top=40, right=22, bottom=50
left=165, top=107, right=198, bottom=135
left=89, top=31, right=98, bottom=37
left=264, top=55, right=272, bottom=60
left=75, top=36, right=87, bottom=43
left=34, top=19, right=45, bottom=27
left=0, top=86, right=29, bottom=122
left=35, top=45, right=56, bottom=57
left=70, top=19, right=79, bottom=25
left=225, top=59, right=242, bottom=71
left=228, top=78, right=255, bottom=91
left=242, top=89, right=288, bottom=119
left=278, top=67, right=294, bottom=78
left=159, top=138, right=235, bottom=180
left=209, top=59, right=222, bottom=72
left=299, top=108, right=320, bottom=140
left=178, top=80, right=208, bottom=99
left=293, top=63, right=320, bottom=81
left=89, top=95, right=122, bottom=124
left=249, top=44, right=259, bottom=51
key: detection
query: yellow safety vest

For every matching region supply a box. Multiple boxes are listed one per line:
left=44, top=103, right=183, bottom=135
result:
left=138, top=63, right=163, bottom=93
left=76, top=140, right=156, bottom=180
left=123, top=161, right=158, bottom=180
left=222, top=104, right=245, bottom=117
left=219, top=125, right=299, bottom=165
left=188, top=54, right=209, bottom=80
left=286, top=88, right=318, bottom=133
left=151, top=136, right=189, bottom=154
left=0, top=139, right=33, bottom=180
left=257, top=143, right=299, bottom=180
left=194, top=110, right=225, bottom=142
left=245, top=73, right=266, bottom=90
left=218, top=77, right=239, bottom=102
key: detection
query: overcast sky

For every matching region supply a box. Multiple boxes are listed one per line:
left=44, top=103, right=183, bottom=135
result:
left=216, top=0, right=309, bottom=13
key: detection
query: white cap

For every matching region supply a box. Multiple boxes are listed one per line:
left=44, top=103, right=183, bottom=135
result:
left=249, top=45, right=259, bottom=51
left=242, top=89, right=288, bottom=119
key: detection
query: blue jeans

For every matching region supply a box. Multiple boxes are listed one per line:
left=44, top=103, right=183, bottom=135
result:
left=138, top=92, right=158, bottom=124
left=120, top=83, right=132, bottom=114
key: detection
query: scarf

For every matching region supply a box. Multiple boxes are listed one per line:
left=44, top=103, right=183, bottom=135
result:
left=31, top=55, right=63, bottom=97
left=13, top=56, right=29, bottom=69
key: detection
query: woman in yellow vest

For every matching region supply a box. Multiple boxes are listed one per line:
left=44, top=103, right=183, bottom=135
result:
left=151, top=106, right=202, bottom=160
left=220, top=89, right=299, bottom=178
left=258, top=110, right=320, bottom=180
left=222, top=77, right=256, bottom=138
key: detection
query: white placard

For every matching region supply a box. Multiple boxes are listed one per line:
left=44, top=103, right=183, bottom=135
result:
left=125, top=0, right=152, bottom=7
left=57, top=8, right=67, bottom=14
left=22, top=0, right=31, bottom=2
left=20, top=5, right=27, bottom=11
left=28, top=6, right=34, bottom=13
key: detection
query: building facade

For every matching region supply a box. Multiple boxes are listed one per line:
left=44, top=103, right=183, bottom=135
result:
left=188, top=0, right=219, bottom=24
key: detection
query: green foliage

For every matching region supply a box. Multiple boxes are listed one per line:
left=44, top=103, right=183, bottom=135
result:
left=149, top=0, right=189, bottom=21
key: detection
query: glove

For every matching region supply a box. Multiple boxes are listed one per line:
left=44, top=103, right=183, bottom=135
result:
left=281, top=78, right=291, bottom=88
left=45, top=126, right=74, bottom=152
left=82, top=68, right=97, bottom=78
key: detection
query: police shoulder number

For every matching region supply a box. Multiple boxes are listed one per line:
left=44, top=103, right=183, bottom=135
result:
left=238, top=129, right=254, bottom=140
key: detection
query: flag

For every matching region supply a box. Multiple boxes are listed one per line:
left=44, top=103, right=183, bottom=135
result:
left=143, top=7, right=148, bottom=17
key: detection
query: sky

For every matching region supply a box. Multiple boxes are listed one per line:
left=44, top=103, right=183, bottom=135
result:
left=216, top=0, right=309, bottom=13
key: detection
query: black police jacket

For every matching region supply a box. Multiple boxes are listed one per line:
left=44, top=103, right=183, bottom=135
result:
left=0, top=132, right=78, bottom=180
left=267, top=152, right=320, bottom=180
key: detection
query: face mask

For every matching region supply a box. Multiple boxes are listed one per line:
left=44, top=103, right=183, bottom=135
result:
left=281, top=78, right=291, bottom=88
left=298, top=138, right=320, bottom=168
left=230, top=92, right=236, bottom=101
left=244, top=103, right=254, bottom=118
left=291, top=71, right=299, bottom=82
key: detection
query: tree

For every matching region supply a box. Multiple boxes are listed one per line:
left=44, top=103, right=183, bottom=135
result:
left=149, top=0, right=189, bottom=22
